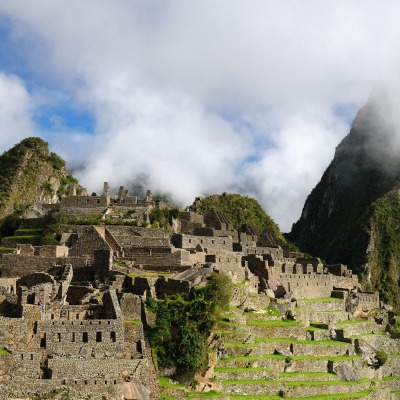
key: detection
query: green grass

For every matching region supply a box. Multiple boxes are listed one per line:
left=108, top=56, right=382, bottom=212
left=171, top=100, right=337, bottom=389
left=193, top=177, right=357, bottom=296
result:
left=293, top=355, right=360, bottom=361
left=278, top=372, right=335, bottom=378
left=159, top=376, right=186, bottom=389
left=124, top=319, right=142, bottom=325
left=0, top=246, right=14, bottom=252
left=160, top=394, right=176, bottom=400
left=229, top=391, right=373, bottom=399
left=221, top=378, right=374, bottom=386
left=246, top=319, right=300, bottom=327
left=297, top=297, right=343, bottom=303
left=255, top=338, right=348, bottom=345
left=214, top=367, right=273, bottom=373
left=0, top=348, right=10, bottom=355
left=383, top=376, right=400, bottom=381
left=335, top=319, right=369, bottom=326
left=220, top=354, right=287, bottom=363
left=15, top=228, right=44, bottom=234
left=2, top=234, right=41, bottom=239
left=230, top=396, right=281, bottom=399
left=218, top=354, right=360, bottom=363
left=186, top=391, right=226, bottom=398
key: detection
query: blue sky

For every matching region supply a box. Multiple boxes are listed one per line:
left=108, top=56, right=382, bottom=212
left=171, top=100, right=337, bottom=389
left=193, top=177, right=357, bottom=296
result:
left=0, top=1, right=399, bottom=231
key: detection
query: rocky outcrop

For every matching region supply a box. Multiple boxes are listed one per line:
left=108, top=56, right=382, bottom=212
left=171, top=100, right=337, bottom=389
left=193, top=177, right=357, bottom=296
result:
left=0, top=137, right=77, bottom=220
left=288, top=84, right=400, bottom=311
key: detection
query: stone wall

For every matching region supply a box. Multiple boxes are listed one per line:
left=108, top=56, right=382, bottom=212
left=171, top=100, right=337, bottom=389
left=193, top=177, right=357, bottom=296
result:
left=1, top=254, right=88, bottom=278
left=69, top=226, right=110, bottom=259
left=37, top=319, right=125, bottom=357
left=106, top=225, right=166, bottom=238
left=60, top=195, right=109, bottom=210
left=205, top=249, right=245, bottom=283
left=172, top=233, right=233, bottom=251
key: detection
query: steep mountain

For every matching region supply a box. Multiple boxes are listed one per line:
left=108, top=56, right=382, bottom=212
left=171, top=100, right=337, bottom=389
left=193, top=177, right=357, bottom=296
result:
left=0, top=137, right=77, bottom=220
left=288, top=84, right=400, bottom=310
left=189, top=192, right=286, bottom=244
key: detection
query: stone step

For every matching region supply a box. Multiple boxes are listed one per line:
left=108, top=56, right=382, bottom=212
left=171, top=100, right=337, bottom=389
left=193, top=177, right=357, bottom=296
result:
left=292, top=340, right=353, bottom=357
left=247, top=325, right=307, bottom=340
left=217, top=331, right=255, bottom=343
left=214, top=367, right=278, bottom=381
left=308, top=310, right=351, bottom=324
left=333, top=321, right=381, bottom=337
left=296, top=298, right=345, bottom=311
left=220, top=379, right=373, bottom=397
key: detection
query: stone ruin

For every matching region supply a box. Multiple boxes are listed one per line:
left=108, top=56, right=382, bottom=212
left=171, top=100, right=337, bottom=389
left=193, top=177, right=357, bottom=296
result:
left=0, top=185, right=396, bottom=399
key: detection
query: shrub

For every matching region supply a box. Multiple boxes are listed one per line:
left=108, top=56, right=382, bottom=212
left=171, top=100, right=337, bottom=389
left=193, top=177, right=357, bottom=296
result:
left=375, top=349, right=388, bottom=366
left=147, top=273, right=232, bottom=374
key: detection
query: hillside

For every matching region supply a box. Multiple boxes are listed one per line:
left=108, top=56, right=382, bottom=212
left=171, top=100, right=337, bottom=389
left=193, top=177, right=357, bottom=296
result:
left=189, top=193, right=286, bottom=244
left=0, top=137, right=77, bottom=220
left=288, top=86, right=400, bottom=310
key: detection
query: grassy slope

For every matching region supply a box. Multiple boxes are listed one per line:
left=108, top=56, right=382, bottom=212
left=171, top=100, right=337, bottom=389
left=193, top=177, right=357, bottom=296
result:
left=189, top=193, right=285, bottom=244
left=0, top=137, right=77, bottom=220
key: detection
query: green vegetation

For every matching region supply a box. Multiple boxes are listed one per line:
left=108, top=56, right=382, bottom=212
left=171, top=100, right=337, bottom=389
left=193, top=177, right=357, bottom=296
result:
left=246, top=319, right=300, bottom=327
left=159, top=376, right=186, bottom=389
left=297, top=297, right=343, bottom=303
left=149, top=206, right=180, bottom=229
left=147, top=273, right=232, bottom=374
left=0, top=137, right=77, bottom=224
left=186, top=391, right=226, bottom=398
left=124, top=319, right=142, bottom=325
left=189, top=193, right=285, bottom=242
left=368, top=190, right=400, bottom=310
left=0, top=348, right=10, bottom=355
left=228, top=393, right=372, bottom=400
left=375, top=349, right=388, bottom=366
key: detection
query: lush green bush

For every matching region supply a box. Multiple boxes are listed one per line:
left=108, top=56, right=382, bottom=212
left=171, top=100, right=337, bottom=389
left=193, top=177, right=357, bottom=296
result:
left=375, top=349, right=388, bottom=366
left=146, top=273, right=232, bottom=374
left=189, top=193, right=284, bottom=242
left=149, top=206, right=181, bottom=229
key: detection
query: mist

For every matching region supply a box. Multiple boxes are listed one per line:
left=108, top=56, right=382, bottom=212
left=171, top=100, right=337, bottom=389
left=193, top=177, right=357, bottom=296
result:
left=1, top=2, right=400, bottom=231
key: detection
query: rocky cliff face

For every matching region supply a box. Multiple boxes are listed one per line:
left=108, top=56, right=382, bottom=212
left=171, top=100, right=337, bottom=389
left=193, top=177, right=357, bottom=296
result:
left=288, top=84, right=400, bottom=310
left=0, top=137, right=77, bottom=220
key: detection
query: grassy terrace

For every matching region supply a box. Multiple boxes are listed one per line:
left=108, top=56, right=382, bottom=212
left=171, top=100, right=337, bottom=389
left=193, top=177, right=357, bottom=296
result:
left=215, top=367, right=273, bottom=373
left=246, top=320, right=300, bottom=327
left=15, top=228, right=44, bottom=234
left=219, top=354, right=361, bottom=363
left=2, top=235, right=42, bottom=239
left=278, top=372, right=336, bottom=378
left=0, top=247, right=14, bottom=253
left=383, top=376, right=400, bottom=381
left=297, top=297, right=343, bottom=303
left=334, top=319, right=370, bottom=326
left=124, top=319, right=142, bottom=325
left=186, top=391, right=227, bottom=398
left=221, top=378, right=375, bottom=386
left=228, top=390, right=373, bottom=399
left=159, top=376, right=186, bottom=389
left=0, top=348, right=10, bottom=355
left=255, top=338, right=349, bottom=345
left=187, top=390, right=374, bottom=399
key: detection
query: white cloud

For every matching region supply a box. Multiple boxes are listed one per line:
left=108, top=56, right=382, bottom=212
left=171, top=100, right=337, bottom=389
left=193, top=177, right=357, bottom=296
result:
left=1, top=1, right=400, bottom=230
left=0, top=73, right=35, bottom=152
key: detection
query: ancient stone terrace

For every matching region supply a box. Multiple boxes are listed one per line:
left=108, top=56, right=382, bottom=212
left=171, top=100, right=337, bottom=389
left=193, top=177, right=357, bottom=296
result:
left=245, top=253, right=358, bottom=299
left=0, top=264, right=158, bottom=399
left=59, top=182, right=156, bottom=222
